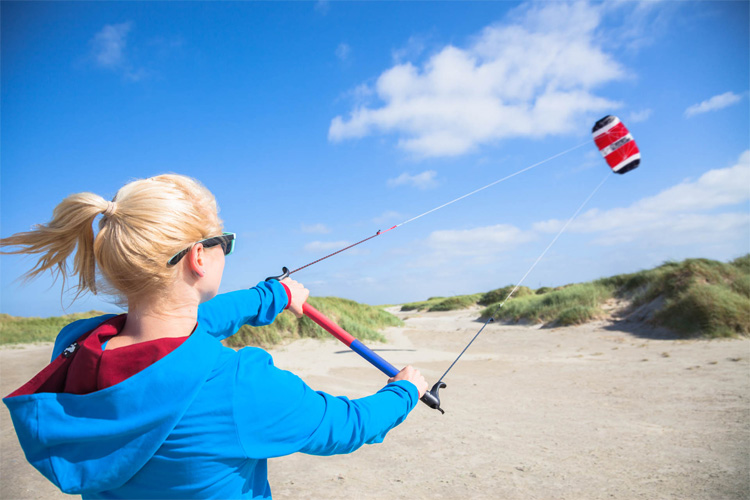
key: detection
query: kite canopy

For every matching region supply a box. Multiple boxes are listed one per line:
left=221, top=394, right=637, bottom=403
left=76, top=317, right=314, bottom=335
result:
left=592, top=115, right=640, bottom=174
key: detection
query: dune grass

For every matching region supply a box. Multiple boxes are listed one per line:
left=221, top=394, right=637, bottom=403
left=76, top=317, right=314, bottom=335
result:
left=479, top=255, right=749, bottom=337
left=401, top=294, right=484, bottom=312
left=0, top=298, right=403, bottom=348
left=597, top=255, right=750, bottom=338
left=399, top=255, right=748, bottom=338
left=223, top=296, right=403, bottom=348
left=481, top=282, right=612, bottom=326
left=478, top=285, right=535, bottom=306
left=3, top=256, right=747, bottom=345
left=0, top=311, right=109, bottom=345
left=400, top=286, right=539, bottom=313
left=400, top=296, right=447, bottom=311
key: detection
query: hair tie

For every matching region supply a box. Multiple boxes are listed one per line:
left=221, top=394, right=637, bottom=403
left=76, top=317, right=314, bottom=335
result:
left=103, top=201, right=117, bottom=218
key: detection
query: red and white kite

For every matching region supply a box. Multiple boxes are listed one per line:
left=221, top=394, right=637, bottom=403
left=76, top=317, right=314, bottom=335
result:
left=592, top=115, right=641, bottom=174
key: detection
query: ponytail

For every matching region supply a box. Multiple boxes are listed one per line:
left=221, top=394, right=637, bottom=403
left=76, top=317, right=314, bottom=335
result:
left=1, top=174, right=223, bottom=305
left=0, top=193, right=112, bottom=298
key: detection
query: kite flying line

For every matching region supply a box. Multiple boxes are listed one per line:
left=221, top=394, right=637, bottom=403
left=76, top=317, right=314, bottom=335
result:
left=286, top=140, right=591, bottom=276
left=430, top=170, right=612, bottom=393
left=269, top=114, right=641, bottom=414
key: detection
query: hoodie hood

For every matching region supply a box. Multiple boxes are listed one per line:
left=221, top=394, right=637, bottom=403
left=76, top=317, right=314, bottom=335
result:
left=3, top=318, right=222, bottom=494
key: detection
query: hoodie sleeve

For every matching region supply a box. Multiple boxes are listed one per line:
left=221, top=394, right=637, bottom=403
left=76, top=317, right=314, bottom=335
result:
left=233, top=347, right=418, bottom=459
left=198, top=281, right=289, bottom=341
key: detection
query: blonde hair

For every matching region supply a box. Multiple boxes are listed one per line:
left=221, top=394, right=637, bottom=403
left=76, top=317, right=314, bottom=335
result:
left=0, top=174, right=223, bottom=304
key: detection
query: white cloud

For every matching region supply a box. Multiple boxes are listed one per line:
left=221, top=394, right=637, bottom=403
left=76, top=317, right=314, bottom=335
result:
left=372, top=210, right=402, bottom=225
left=534, top=150, right=750, bottom=246
left=599, top=0, right=674, bottom=51
left=685, top=91, right=743, bottom=118
left=304, top=240, right=350, bottom=252
left=90, top=22, right=147, bottom=81
left=335, top=43, right=351, bottom=62
left=628, top=108, right=652, bottom=123
left=392, top=35, right=428, bottom=63
left=387, top=170, right=438, bottom=190
left=91, top=22, right=132, bottom=68
left=303, top=240, right=370, bottom=257
left=419, top=224, right=536, bottom=267
left=301, top=223, right=331, bottom=234
left=305, top=241, right=351, bottom=252
left=349, top=83, right=374, bottom=102
left=329, top=2, right=624, bottom=157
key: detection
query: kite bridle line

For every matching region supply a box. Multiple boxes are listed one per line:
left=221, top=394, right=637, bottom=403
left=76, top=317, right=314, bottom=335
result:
left=269, top=140, right=608, bottom=414
left=286, top=140, right=591, bottom=276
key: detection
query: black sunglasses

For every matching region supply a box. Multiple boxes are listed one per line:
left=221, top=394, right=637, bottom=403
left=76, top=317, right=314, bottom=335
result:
left=166, top=232, right=236, bottom=267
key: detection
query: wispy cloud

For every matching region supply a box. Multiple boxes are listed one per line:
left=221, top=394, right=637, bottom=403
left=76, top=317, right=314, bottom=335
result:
left=91, top=22, right=131, bottom=68
left=301, top=223, right=332, bottom=234
left=600, top=0, right=675, bottom=51
left=391, top=34, right=428, bottom=63
left=685, top=91, right=743, bottom=118
left=335, top=43, right=352, bottom=62
left=534, top=150, right=750, bottom=247
left=304, top=240, right=369, bottom=256
left=372, top=210, right=402, bottom=225
left=417, top=224, right=536, bottom=267
left=628, top=108, right=652, bottom=123
left=304, top=240, right=350, bottom=252
left=89, top=22, right=146, bottom=81
left=387, top=170, right=438, bottom=190
left=149, top=36, right=185, bottom=59
left=329, top=2, right=625, bottom=157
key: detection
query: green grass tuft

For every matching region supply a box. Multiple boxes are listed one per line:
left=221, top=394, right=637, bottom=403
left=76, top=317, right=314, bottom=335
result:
left=478, top=285, right=534, bottom=306
left=595, top=256, right=749, bottom=337
left=556, top=305, right=602, bottom=326
left=400, top=297, right=443, bottom=311
left=224, top=296, right=403, bottom=348
left=481, top=282, right=611, bottom=325
left=0, top=311, right=110, bottom=345
left=427, top=294, right=484, bottom=311
left=400, top=293, right=483, bottom=312
left=653, top=283, right=750, bottom=338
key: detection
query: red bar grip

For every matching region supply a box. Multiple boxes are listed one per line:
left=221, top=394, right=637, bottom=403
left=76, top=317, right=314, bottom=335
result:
left=303, top=303, right=356, bottom=346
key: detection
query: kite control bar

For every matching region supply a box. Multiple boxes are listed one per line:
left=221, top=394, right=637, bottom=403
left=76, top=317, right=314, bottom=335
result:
left=267, top=267, right=445, bottom=413
left=303, top=303, right=445, bottom=413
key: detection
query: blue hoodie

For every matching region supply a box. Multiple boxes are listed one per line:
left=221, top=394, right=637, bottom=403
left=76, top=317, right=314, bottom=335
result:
left=3, top=280, right=418, bottom=499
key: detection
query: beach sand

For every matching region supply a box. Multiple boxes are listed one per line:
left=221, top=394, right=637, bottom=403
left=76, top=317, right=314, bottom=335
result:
left=2, top=307, right=748, bottom=499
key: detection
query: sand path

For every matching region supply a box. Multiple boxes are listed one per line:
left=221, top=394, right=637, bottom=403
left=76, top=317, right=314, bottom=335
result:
left=1, top=308, right=748, bottom=499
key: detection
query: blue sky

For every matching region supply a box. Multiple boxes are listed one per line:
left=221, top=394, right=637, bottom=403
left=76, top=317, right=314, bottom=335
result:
left=2, top=1, right=748, bottom=317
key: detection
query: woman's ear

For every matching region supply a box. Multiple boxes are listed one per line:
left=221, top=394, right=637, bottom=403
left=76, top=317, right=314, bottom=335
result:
left=187, top=244, right=205, bottom=277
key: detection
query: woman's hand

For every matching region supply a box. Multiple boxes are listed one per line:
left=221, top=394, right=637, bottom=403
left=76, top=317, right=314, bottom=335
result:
left=388, top=365, right=428, bottom=398
left=280, top=278, right=309, bottom=318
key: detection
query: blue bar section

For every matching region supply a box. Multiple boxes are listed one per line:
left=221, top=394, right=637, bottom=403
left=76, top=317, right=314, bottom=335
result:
left=350, top=339, right=399, bottom=377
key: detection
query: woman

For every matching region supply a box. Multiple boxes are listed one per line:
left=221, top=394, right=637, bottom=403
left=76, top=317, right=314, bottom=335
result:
left=1, top=174, right=427, bottom=499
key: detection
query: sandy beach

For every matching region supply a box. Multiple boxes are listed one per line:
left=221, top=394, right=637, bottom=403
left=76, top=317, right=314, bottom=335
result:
left=1, top=307, right=748, bottom=499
